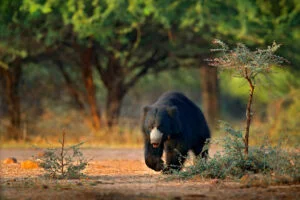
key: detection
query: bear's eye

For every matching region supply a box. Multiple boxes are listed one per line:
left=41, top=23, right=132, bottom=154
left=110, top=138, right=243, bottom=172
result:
left=149, top=124, right=154, bottom=130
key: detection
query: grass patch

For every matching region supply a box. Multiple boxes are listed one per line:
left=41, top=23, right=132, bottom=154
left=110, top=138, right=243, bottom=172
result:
left=37, top=131, right=88, bottom=179
left=172, top=122, right=300, bottom=186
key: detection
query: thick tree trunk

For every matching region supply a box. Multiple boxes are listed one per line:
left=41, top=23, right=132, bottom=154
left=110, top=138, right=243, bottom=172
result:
left=0, top=64, right=22, bottom=140
left=80, top=47, right=102, bottom=130
left=94, top=46, right=168, bottom=128
left=105, top=86, right=125, bottom=128
left=200, top=65, right=219, bottom=130
left=95, top=54, right=127, bottom=128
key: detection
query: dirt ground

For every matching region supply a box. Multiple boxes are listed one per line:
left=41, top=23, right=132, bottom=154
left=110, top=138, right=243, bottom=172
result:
left=0, top=148, right=299, bottom=200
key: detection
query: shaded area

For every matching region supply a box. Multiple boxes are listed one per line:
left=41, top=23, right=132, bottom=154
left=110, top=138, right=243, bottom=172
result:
left=1, top=175, right=299, bottom=200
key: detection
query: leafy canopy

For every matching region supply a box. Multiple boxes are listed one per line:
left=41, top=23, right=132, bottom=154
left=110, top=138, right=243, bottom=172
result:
left=208, top=39, right=288, bottom=84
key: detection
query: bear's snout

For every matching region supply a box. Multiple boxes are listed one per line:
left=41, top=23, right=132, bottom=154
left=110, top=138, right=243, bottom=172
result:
left=150, top=127, right=163, bottom=148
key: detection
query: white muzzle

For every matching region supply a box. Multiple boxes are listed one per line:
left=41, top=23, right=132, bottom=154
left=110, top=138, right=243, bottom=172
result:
left=150, top=127, right=163, bottom=148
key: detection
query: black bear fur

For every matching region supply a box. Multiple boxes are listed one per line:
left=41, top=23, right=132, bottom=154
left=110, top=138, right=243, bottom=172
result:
left=142, top=91, right=211, bottom=173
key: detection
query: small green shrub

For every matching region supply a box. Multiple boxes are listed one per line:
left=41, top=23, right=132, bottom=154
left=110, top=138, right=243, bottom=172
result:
left=176, top=122, right=299, bottom=183
left=38, top=131, right=88, bottom=179
left=207, top=40, right=288, bottom=155
left=180, top=40, right=298, bottom=185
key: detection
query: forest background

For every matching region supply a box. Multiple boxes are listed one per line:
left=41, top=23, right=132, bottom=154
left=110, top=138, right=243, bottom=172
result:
left=0, top=0, right=299, bottom=147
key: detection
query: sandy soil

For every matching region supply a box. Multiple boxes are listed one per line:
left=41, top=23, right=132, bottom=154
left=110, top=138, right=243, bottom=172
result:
left=0, top=148, right=299, bottom=200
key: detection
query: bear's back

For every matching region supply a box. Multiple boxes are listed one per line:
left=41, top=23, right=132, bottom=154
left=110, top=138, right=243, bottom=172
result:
left=154, top=92, right=199, bottom=113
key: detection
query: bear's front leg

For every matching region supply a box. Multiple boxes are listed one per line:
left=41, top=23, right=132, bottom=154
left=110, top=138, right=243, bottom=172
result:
left=144, top=141, right=164, bottom=171
left=163, top=140, right=187, bottom=174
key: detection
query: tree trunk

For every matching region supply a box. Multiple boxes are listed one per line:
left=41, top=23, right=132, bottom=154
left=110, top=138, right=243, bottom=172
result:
left=0, top=64, right=22, bottom=140
left=106, top=86, right=125, bottom=128
left=244, top=77, right=255, bottom=155
left=80, top=47, right=102, bottom=130
left=56, top=61, right=86, bottom=111
left=200, top=65, right=219, bottom=130
left=94, top=54, right=127, bottom=128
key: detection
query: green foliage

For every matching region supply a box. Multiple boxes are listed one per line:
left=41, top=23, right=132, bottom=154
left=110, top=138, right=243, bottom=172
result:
left=175, top=122, right=300, bottom=183
left=16, top=0, right=300, bottom=68
left=220, top=67, right=300, bottom=104
left=209, top=40, right=288, bottom=81
left=38, top=132, right=88, bottom=179
left=1, top=0, right=299, bottom=68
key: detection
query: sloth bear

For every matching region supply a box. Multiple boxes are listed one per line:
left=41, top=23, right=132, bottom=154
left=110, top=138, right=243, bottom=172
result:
left=142, top=92, right=210, bottom=173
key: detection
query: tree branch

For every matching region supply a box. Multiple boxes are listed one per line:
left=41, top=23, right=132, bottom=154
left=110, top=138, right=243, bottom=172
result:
left=125, top=50, right=168, bottom=90
left=130, top=50, right=158, bottom=70
left=124, top=25, right=142, bottom=67
left=55, top=60, right=86, bottom=111
left=93, top=53, right=106, bottom=82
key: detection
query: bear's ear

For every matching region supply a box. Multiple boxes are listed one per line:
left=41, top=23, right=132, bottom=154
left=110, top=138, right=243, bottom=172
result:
left=143, top=106, right=152, bottom=114
left=166, top=106, right=178, bottom=118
